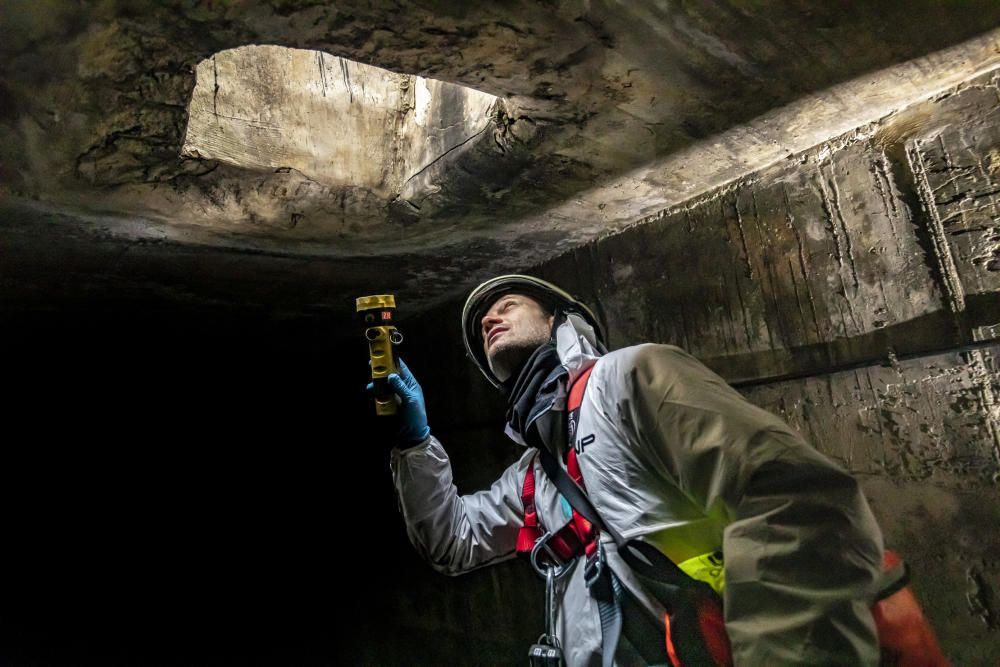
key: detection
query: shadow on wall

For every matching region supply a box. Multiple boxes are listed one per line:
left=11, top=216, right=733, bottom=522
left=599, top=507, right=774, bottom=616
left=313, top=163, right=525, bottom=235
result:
left=713, top=294, right=1000, bottom=387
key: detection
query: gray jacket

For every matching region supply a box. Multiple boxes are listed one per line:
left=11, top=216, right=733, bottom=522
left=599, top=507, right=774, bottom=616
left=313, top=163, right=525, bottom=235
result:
left=391, top=315, right=884, bottom=666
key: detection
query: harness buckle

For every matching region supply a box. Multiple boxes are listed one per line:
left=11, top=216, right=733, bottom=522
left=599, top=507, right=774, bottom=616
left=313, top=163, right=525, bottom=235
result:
left=584, top=539, right=605, bottom=588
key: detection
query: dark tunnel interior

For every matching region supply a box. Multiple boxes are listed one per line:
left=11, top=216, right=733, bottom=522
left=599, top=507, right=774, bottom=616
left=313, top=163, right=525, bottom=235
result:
left=3, top=303, right=477, bottom=665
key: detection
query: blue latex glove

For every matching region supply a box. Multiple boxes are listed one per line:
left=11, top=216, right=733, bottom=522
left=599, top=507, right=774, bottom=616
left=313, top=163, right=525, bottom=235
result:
left=366, top=358, right=430, bottom=448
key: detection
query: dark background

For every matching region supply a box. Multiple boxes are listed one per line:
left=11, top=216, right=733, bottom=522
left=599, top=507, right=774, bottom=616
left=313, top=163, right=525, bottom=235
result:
left=2, top=299, right=478, bottom=666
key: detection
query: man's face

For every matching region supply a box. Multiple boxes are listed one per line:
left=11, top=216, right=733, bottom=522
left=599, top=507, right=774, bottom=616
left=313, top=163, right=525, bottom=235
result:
left=480, top=293, right=555, bottom=383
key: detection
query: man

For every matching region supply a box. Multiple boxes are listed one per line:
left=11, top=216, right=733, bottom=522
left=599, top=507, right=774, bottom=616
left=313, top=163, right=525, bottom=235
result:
left=381, top=275, right=885, bottom=666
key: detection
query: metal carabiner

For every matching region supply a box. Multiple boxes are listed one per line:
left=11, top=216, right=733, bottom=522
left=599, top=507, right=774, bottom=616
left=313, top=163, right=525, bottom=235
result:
left=529, top=531, right=573, bottom=581
left=527, top=534, right=568, bottom=666
left=545, top=565, right=562, bottom=647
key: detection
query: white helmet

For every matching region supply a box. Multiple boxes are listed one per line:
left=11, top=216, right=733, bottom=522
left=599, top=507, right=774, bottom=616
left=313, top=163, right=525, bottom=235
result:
left=461, top=275, right=606, bottom=388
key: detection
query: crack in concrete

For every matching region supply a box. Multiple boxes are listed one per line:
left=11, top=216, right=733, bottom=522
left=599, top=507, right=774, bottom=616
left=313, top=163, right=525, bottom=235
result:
left=966, top=349, right=1000, bottom=470
left=935, top=185, right=1000, bottom=210
left=817, top=161, right=861, bottom=291
left=317, top=51, right=328, bottom=97
left=718, top=258, right=739, bottom=354
left=399, top=122, right=493, bottom=193
left=751, top=188, right=789, bottom=349
left=203, top=113, right=282, bottom=131
left=731, top=192, right=755, bottom=281
left=873, top=153, right=902, bottom=246
left=908, top=139, right=967, bottom=312
left=212, top=55, right=219, bottom=118
left=731, top=262, right=756, bottom=352
left=339, top=57, right=352, bottom=104
left=784, top=184, right=825, bottom=343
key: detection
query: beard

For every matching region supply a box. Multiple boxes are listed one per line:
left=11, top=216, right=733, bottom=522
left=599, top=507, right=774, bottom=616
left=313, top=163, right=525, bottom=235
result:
left=487, top=340, right=538, bottom=383
left=486, top=323, right=552, bottom=383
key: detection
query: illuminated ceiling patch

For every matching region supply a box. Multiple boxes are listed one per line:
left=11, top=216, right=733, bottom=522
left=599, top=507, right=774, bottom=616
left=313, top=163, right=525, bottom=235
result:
left=183, top=45, right=500, bottom=198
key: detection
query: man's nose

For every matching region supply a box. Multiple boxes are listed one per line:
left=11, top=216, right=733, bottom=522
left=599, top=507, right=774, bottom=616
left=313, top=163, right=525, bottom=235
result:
left=481, top=313, right=502, bottom=338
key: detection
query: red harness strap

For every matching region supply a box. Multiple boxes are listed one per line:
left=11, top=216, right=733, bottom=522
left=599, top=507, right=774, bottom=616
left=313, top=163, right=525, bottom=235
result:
left=872, top=550, right=951, bottom=667
left=517, top=365, right=597, bottom=564
left=515, top=453, right=541, bottom=554
left=567, top=365, right=594, bottom=421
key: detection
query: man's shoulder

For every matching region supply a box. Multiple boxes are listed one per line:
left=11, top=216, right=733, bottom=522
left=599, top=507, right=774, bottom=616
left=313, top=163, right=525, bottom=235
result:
left=597, top=342, right=692, bottom=371
left=591, top=343, right=694, bottom=389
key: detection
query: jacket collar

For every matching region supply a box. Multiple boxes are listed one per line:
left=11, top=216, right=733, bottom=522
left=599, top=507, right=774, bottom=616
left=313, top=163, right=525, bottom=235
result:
left=502, top=312, right=605, bottom=448
left=555, top=311, right=604, bottom=385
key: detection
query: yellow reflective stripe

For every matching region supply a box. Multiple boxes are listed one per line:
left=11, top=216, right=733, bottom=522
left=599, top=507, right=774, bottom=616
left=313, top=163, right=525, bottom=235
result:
left=677, top=551, right=725, bottom=594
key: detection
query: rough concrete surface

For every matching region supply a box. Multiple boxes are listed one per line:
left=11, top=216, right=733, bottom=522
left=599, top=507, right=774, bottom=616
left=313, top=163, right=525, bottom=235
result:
left=537, top=69, right=1000, bottom=384
left=747, top=349, right=1000, bottom=664
left=6, top=2, right=1000, bottom=291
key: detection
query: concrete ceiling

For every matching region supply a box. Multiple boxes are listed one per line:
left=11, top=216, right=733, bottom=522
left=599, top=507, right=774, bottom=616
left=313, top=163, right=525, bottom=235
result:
left=4, top=1, right=1000, bottom=316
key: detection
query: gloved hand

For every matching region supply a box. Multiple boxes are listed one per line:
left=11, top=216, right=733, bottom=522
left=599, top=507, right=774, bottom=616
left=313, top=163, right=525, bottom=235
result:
left=367, top=358, right=430, bottom=448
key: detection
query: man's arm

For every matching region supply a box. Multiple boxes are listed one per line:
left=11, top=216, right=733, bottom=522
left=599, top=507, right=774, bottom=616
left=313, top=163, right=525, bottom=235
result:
left=391, top=439, right=531, bottom=576
left=611, top=344, right=884, bottom=666
left=382, top=359, right=527, bottom=576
